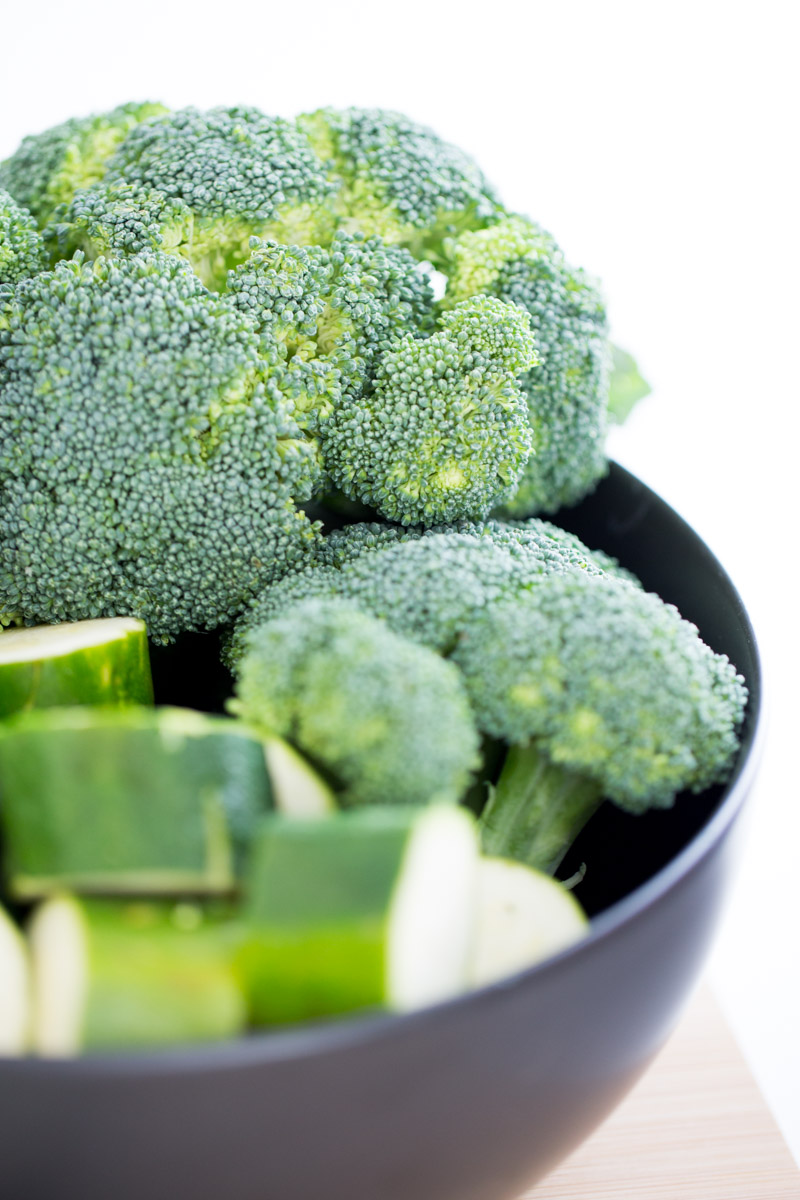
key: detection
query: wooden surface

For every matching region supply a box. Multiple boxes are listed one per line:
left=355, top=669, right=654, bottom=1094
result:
left=524, top=986, right=800, bottom=1199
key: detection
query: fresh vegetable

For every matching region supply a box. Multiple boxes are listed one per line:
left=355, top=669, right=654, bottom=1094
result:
left=0, top=707, right=272, bottom=898
left=235, top=806, right=479, bottom=1023
left=469, top=857, right=588, bottom=986
left=28, top=896, right=246, bottom=1054
left=0, top=188, right=46, bottom=286
left=0, top=617, right=153, bottom=717
left=0, top=904, right=29, bottom=1055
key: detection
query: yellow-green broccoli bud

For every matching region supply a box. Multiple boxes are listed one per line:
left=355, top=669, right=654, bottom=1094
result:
left=0, top=190, right=47, bottom=286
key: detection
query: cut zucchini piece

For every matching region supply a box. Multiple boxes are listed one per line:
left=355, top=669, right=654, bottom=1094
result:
left=28, top=896, right=246, bottom=1055
left=236, top=806, right=479, bottom=1024
left=0, top=905, right=30, bottom=1055
left=264, top=737, right=337, bottom=818
left=469, top=856, right=588, bottom=987
left=0, top=707, right=272, bottom=898
left=0, top=618, right=153, bottom=717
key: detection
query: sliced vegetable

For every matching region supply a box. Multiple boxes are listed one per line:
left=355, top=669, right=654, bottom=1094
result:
left=0, top=904, right=30, bottom=1055
left=0, top=618, right=154, bottom=717
left=0, top=707, right=272, bottom=898
left=236, top=806, right=479, bottom=1024
left=469, top=856, right=588, bottom=987
left=28, top=896, right=246, bottom=1055
left=263, top=736, right=337, bottom=818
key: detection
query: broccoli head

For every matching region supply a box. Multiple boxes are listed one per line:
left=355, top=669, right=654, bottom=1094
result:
left=0, top=102, right=168, bottom=226
left=320, top=296, right=537, bottom=525
left=297, top=107, right=501, bottom=261
left=453, top=571, right=748, bottom=870
left=0, top=252, right=321, bottom=640
left=441, top=214, right=611, bottom=515
left=230, top=598, right=480, bottom=808
left=0, top=190, right=47, bottom=286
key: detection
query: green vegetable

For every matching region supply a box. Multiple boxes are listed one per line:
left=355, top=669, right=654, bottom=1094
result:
left=236, top=806, right=479, bottom=1023
left=0, top=252, right=321, bottom=641
left=454, top=572, right=748, bottom=871
left=28, top=896, right=246, bottom=1054
left=263, top=737, right=337, bottom=818
left=0, top=707, right=272, bottom=898
left=0, top=617, right=153, bottom=717
left=230, top=598, right=480, bottom=809
left=441, top=214, right=611, bottom=515
left=469, top=856, right=588, bottom=986
left=0, top=904, right=30, bottom=1055
left=608, top=343, right=651, bottom=423
left=0, top=189, right=47, bottom=286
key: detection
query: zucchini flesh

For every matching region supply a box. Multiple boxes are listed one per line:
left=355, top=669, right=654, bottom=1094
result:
left=0, top=905, right=30, bottom=1055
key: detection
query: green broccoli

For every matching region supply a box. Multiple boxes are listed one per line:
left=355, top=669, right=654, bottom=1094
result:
left=226, top=515, right=629, bottom=665
left=0, top=102, right=168, bottom=226
left=297, top=107, right=501, bottom=261
left=320, top=296, right=537, bottom=525
left=441, top=214, right=611, bottom=515
left=0, top=190, right=47, bottom=286
left=0, top=252, right=321, bottom=640
left=229, top=598, right=480, bottom=808
left=453, top=572, right=748, bottom=872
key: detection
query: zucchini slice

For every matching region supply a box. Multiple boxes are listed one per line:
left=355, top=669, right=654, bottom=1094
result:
left=0, top=904, right=30, bottom=1055
left=0, top=618, right=153, bottom=716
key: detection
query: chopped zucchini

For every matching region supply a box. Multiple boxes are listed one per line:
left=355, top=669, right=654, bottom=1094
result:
left=0, top=904, right=30, bottom=1055
left=0, top=707, right=272, bottom=898
left=469, top=856, right=588, bottom=987
left=28, top=896, right=246, bottom=1055
left=0, top=618, right=153, bottom=717
left=236, top=806, right=479, bottom=1024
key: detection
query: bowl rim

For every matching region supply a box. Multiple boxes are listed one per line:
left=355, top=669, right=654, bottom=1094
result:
left=1, top=465, right=765, bottom=1076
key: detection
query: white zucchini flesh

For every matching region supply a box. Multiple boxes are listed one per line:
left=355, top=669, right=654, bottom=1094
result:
left=0, top=905, right=30, bottom=1055
left=263, top=737, right=336, bottom=818
left=0, top=618, right=145, bottom=664
left=387, top=805, right=479, bottom=1011
left=469, top=856, right=588, bottom=987
left=27, top=896, right=87, bottom=1057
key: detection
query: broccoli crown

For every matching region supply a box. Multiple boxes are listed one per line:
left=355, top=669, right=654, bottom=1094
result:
left=0, top=102, right=168, bottom=226
left=297, top=107, right=501, bottom=260
left=226, top=515, right=626, bottom=665
left=0, top=252, right=321, bottom=639
left=0, top=190, right=47, bottom=286
left=93, top=107, right=336, bottom=287
left=441, top=214, right=611, bottom=515
left=42, top=181, right=196, bottom=268
left=230, top=597, right=480, bottom=808
left=225, top=231, right=434, bottom=432
left=320, top=296, right=537, bottom=526
left=453, top=572, right=748, bottom=809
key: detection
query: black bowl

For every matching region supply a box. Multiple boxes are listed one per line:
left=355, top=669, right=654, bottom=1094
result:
left=0, top=464, right=763, bottom=1200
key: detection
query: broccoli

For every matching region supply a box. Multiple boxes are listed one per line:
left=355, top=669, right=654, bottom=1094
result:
left=320, top=296, right=537, bottom=525
left=0, top=252, right=321, bottom=640
left=226, top=515, right=629, bottom=665
left=440, top=214, right=611, bottom=515
left=229, top=598, right=480, bottom=808
left=0, top=190, right=47, bottom=286
left=297, top=107, right=501, bottom=261
left=453, top=571, right=748, bottom=872
left=225, top=231, right=434, bottom=433
left=0, top=102, right=168, bottom=226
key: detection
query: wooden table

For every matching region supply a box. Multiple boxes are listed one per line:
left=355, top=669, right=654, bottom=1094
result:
left=525, top=987, right=799, bottom=1199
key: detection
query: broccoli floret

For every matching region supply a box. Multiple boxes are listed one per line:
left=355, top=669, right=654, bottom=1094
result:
left=225, top=231, right=434, bottom=433
left=42, top=181, right=196, bottom=267
left=297, top=107, right=501, bottom=261
left=453, top=572, right=748, bottom=871
left=0, top=253, right=321, bottom=640
left=0, top=102, right=168, bottom=226
left=320, top=296, right=537, bottom=525
left=229, top=598, right=480, bottom=808
left=0, top=190, right=47, bottom=286
left=89, top=107, right=336, bottom=289
left=226, top=515, right=629, bottom=666
left=441, top=214, right=611, bottom=515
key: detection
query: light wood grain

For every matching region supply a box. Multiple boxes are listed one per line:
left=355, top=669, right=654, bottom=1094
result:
left=523, top=985, right=800, bottom=1199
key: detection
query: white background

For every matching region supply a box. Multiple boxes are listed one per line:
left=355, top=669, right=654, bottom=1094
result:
left=2, top=0, right=798, bottom=1165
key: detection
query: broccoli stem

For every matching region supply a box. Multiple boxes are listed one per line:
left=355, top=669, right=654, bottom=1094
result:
left=479, top=743, right=604, bottom=875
